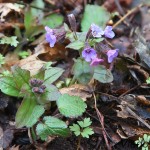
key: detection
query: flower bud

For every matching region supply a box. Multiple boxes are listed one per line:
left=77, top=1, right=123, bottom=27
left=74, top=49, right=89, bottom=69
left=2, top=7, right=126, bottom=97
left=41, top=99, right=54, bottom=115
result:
left=29, top=78, right=44, bottom=87
left=68, top=14, right=77, bottom=32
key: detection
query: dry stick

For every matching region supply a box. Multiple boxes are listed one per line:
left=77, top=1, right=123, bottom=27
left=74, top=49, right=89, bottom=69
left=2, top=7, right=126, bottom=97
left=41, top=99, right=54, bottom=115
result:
left=123, top=103, right=150, bottom=129
left=93, top=93, right=112, bottom=150
left=113, top=3, right=143, bottom=29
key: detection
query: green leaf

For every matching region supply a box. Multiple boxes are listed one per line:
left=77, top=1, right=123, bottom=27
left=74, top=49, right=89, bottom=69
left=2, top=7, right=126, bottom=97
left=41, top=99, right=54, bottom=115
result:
left=36, top=116, right=70, bottom=140
left=77, top=118, right=92, bottom=128
left=44, top=67, right=64, bottom=84
left=11, top=66, right=30, bottom=90
left=0, top=76, right=20, bottom=97
left=81, top=5, right=110, bottom=31
left=81, top=127, right=94, bottom=138
left=39, top=84, right=61, bottom=103
left=66, top=40, right=85, bottom=50
left=0, top=36, right=19, bottom=47
left=93, top=65, right=113, bottom=83
left=146, top=77, right=150, bottom=84
left=57, top=94, right=87, bottom=117
left=89, top=38, right=104, bottom=46
left=42, top=13, right=64, bottom=28
left=24, top=1, right=44, bottom=39
left=69, top=124, right=81, bottom=136
left=73, top=58, right=94, bottom=84
left=16, top=96, right=45, bottom=128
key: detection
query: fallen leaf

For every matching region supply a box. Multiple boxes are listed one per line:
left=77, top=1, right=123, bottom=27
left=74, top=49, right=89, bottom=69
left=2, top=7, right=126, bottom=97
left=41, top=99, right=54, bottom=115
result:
left=136, top=95, right=150, bottom=106
left=60, top=84, right=92, bottom=101
left=35, top=42, right=68, bottom=61
left=0, top=3, right=21, bottom=22
left=0, top=127, right=14, bottom=149
left=18, top=54, right=46, bottom=76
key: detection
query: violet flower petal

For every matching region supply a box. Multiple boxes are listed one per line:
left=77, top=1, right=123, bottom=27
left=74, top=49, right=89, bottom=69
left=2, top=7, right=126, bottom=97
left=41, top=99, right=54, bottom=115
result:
left=91, top=24, right=104, bottom=38
left=45, top=26, right=56, bottom=47
left=82, top=48, right=97, bottom=62
left=90, top=57, right=104, bottom=66
left=104, top=26, right=115, bottom=39
left=107, top=49, right=119, bottom=63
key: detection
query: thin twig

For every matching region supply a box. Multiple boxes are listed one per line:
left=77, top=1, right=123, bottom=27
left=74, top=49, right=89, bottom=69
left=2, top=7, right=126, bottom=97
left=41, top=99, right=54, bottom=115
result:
left=113, top=3, right=143, bottom=28
left=93, top=93, right=112, bottom=150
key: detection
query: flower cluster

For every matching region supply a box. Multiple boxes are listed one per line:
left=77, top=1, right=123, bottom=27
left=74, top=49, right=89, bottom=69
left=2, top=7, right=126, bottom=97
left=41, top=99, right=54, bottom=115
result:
left=30, top=78, right=46, bottom=94
left=82, top=24, right=118, bottom=65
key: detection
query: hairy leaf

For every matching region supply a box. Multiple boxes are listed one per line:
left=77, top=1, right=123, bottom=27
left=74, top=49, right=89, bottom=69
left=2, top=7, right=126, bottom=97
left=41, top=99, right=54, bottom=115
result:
left=42, top=13, right=64, bottom=28
left=36, top=116, right=69, bottom=140
left=44, top=67, right=64, bottom=84
left=0, top=76, right=20, bottom=97
left=81, top=5, right=110, bottom=31
left=93, top=65, right=113, bottom=83
left=16, top=96, right=45, bottom=128
left=66, top=40, right=85, bottom=50
left=11, top=65, right=30, bottom=90
left=57, top=94, right=87, bottom=117
left=39, top=84, right=61, bottom=103
left=73, top=58, right=94, bottom=84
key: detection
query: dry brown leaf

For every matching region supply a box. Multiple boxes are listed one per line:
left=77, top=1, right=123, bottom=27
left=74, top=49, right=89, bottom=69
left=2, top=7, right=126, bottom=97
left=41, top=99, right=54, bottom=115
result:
left=60, top=84, right=92, bottom=101
left=18, top=54, right=46, bottom=76
left=117, top=122, right=150, bottom=139
left=9, top=145, right=19, bottom=150
left=0, top=127, right=14, bottom=149
left=0, top=3, right=21, bottom=22
left=0, top=52, right=19, bottom=73
left=136, top=95, right=150, bottom=106
left=35, top=42, right=68, bottom=61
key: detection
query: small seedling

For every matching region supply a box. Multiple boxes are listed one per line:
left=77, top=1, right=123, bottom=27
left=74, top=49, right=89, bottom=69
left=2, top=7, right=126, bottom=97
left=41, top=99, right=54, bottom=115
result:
left=135, top=134, right=150, bottom=150
left=146, top=77, right=150, bottom=84
left=70, top=118, right=94, bottom=150
left=18, top=51, right=30, bottom=59
left=69, top=118, right=94, bottom=138
left=0, top=54, right=5, bottom=67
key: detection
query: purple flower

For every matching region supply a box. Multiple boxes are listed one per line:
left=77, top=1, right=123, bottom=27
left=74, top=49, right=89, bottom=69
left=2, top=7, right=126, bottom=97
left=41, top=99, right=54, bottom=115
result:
left=91, top=23, right=104, bottom=38
left=45, top=26, right=56, bottom=47
left=104, top=26, right=115, bottom=39
left=82, top=47, right=97, bottom=62
left=107, top=49, right=119, bottom=63
left=90, top=57, right=104, bottom=66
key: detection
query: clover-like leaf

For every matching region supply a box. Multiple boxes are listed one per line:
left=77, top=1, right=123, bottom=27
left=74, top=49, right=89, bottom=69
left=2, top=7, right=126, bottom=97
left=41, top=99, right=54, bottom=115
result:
left=77, top=118, right=92, bottom=128
left=36, top=116, right=70, bottom=140
left=57, top=94, right=87, bottom=117
left=69, top=124, right=81, bottom=136
left=0, top=36, right=19, bottom=47
left=81, top=127, right=94, bottom=138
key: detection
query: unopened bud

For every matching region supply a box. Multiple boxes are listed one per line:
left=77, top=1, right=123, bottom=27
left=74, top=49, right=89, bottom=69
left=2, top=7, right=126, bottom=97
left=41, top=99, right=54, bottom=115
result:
left=29, top=78, right=44, bottom=87
left=40, top=85, right=46, bottom=90
left=68, top=14, right=77, bottom=32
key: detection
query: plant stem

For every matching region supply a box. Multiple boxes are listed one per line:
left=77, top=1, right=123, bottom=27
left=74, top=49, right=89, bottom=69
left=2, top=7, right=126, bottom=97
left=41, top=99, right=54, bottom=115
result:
left=77, top=135, right=81, bottom=150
